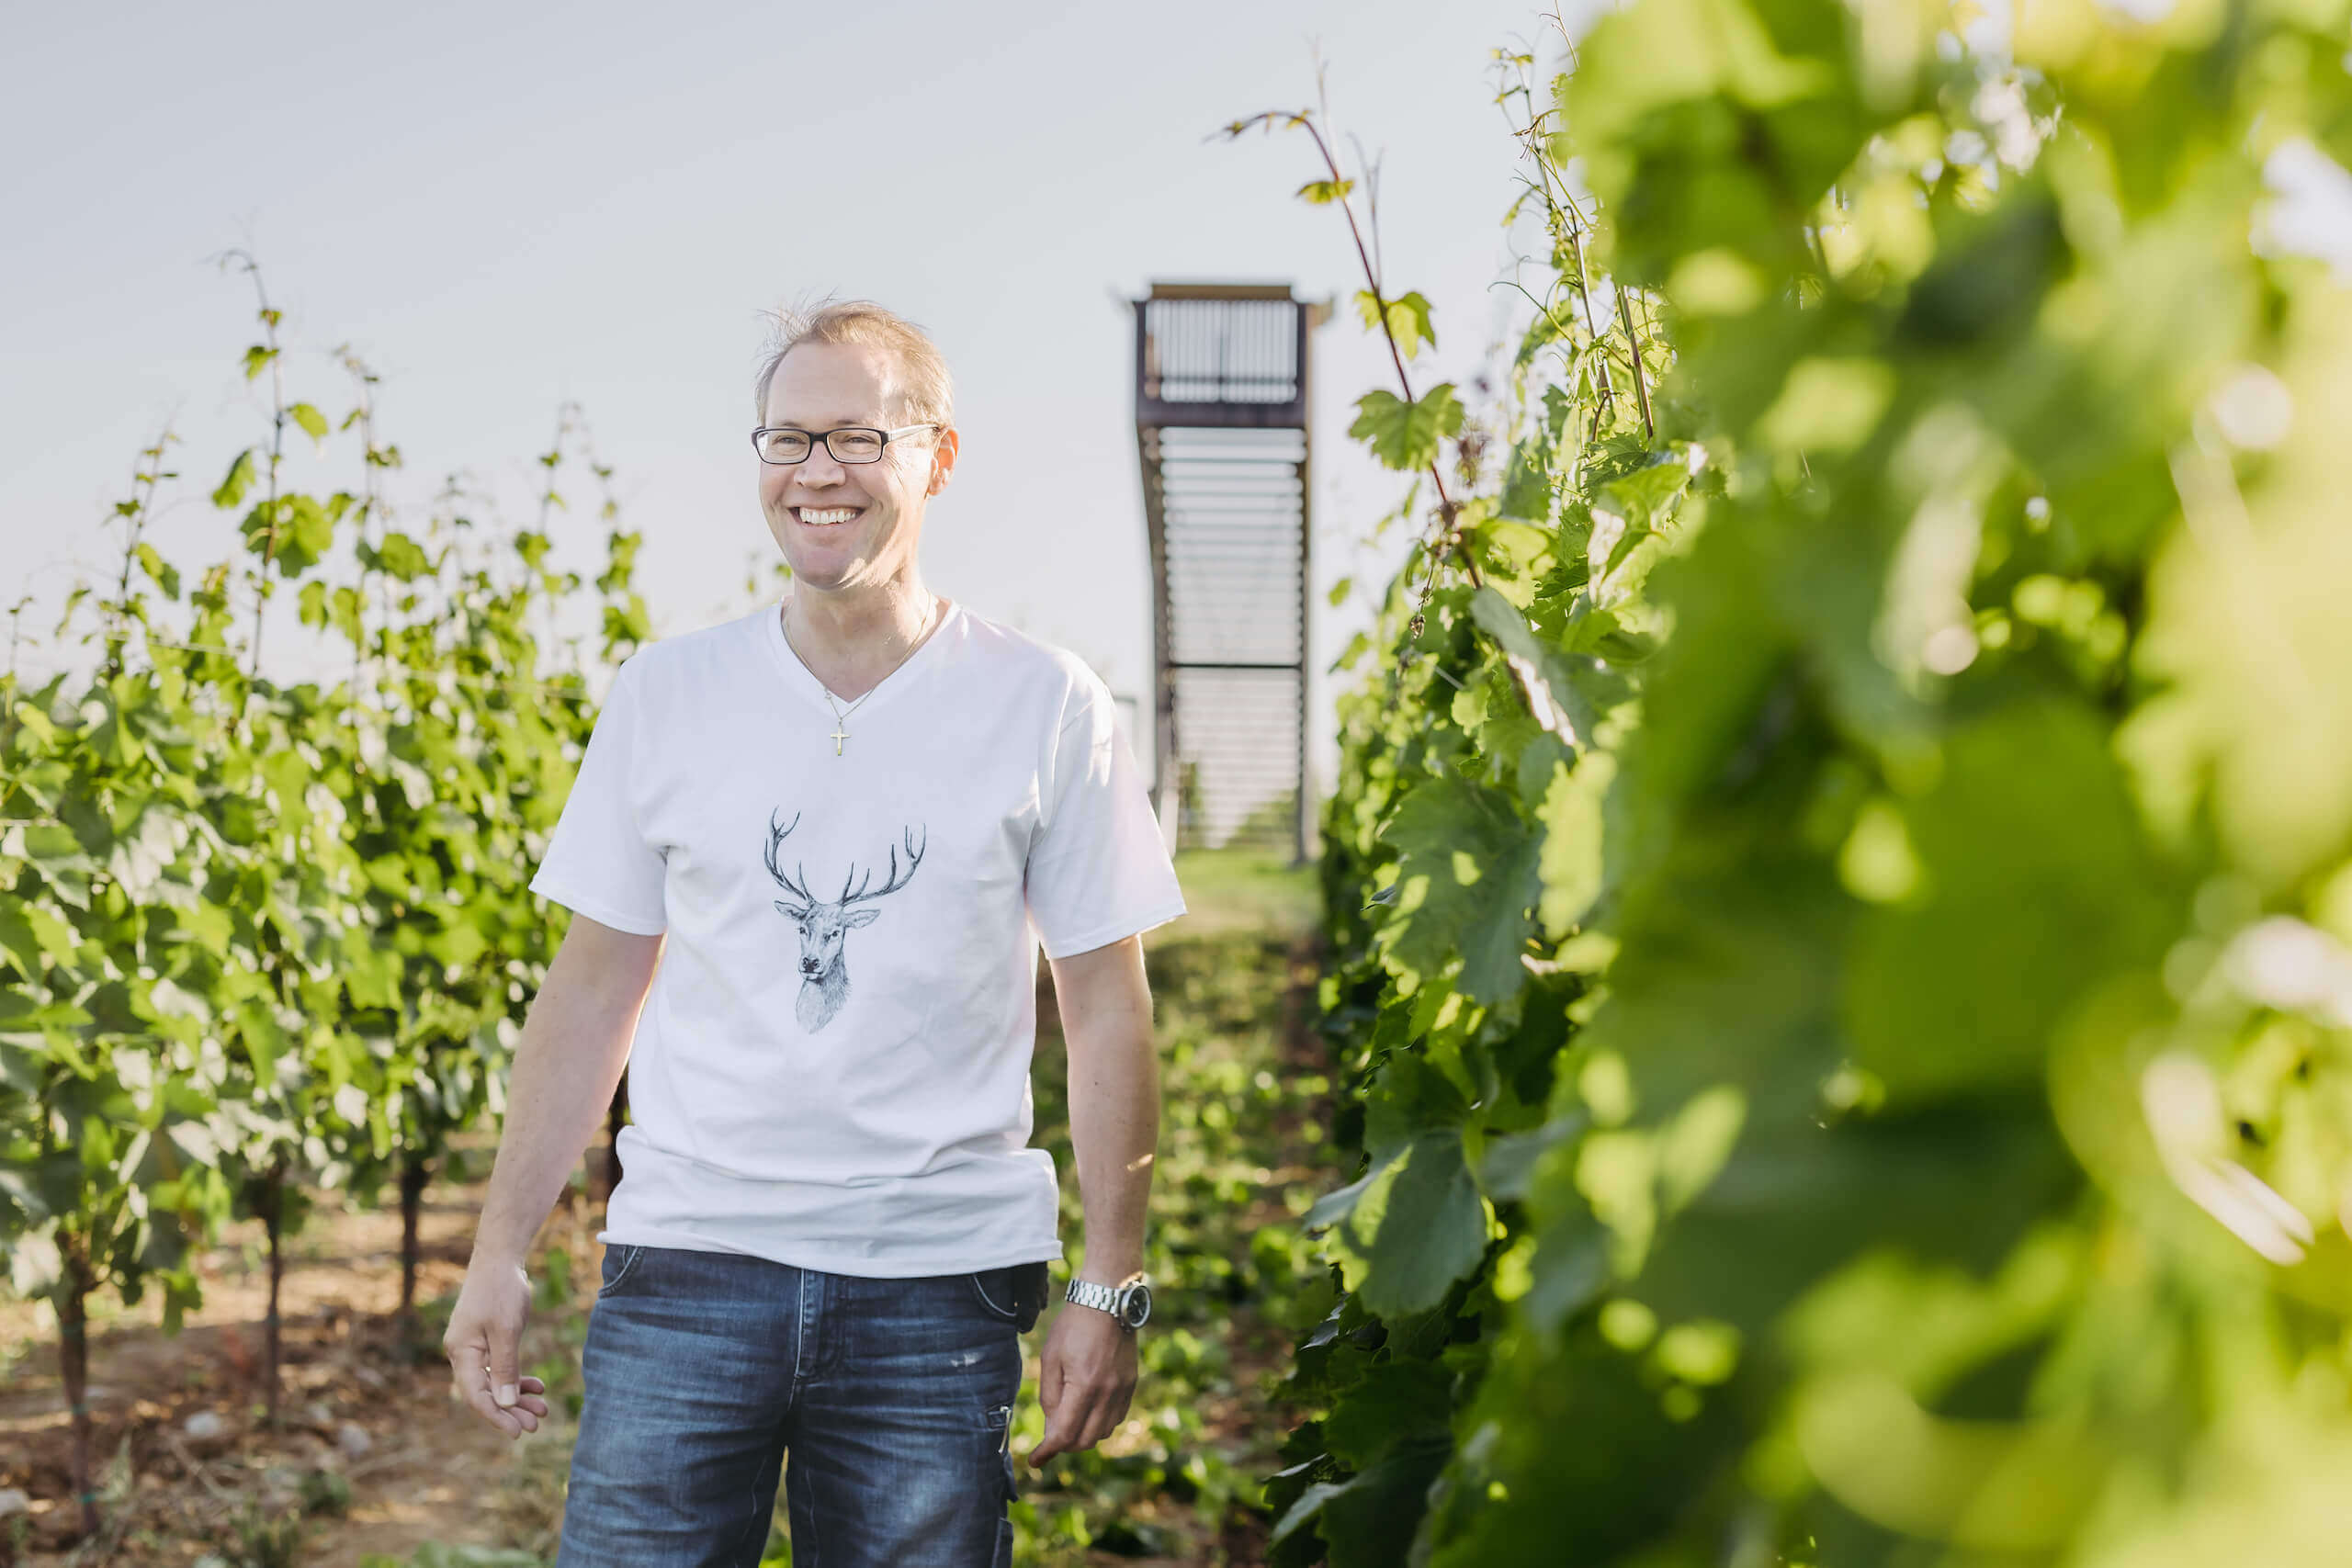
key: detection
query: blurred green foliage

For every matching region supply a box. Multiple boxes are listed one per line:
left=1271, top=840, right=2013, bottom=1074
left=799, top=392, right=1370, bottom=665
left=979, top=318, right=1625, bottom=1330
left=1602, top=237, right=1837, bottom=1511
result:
left=1269, top=1, right=2352, bottom=1563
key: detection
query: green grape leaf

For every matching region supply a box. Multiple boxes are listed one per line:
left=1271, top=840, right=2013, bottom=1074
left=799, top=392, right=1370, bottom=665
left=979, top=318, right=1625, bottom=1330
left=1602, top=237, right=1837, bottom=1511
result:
left=1338, top=1131, right=1492, bottom=1318
left=1498, top=436, right=1555, bottom=523
left=1349, top=384, right=1464, bottom=471
left=1353, top=289, right=1438, bottom=360
left=376, top=531, right=431, bottom=582
left=0, top=907, right=42, bottom=978
left=1845, top=699, right=2176, bottom=1102
left=1536, top=750, right=1615, bottom=937
left=135, top=542, right=181, bottom=601
left=274, top=494, right=334, bottom=576
left=211, top=448, right=257, bottom=510
left=329, top=585, right=366, bottom=646
left=1322, top=1359, right=1455, bottom=1470
left=1374, top=775, right=1541, bottom=1004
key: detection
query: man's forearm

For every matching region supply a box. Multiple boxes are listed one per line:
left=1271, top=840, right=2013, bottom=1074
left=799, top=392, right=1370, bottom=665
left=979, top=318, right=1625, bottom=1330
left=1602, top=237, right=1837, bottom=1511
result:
left=470, top=919, right=662, bottom=1267
left=1068, top=1022, right=1158, bottom=1281
left=1054, top=938, right=1160, bottom=1283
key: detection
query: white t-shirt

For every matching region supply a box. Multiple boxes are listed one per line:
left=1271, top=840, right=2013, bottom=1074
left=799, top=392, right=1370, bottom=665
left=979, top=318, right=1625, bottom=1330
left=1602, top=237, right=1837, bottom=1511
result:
left=527, top=596, right=1187, bottom=1277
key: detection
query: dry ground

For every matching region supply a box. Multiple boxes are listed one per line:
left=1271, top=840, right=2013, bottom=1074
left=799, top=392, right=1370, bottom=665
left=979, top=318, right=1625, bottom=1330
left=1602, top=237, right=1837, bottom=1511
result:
left=1, top=1142, right=606, bottom=1566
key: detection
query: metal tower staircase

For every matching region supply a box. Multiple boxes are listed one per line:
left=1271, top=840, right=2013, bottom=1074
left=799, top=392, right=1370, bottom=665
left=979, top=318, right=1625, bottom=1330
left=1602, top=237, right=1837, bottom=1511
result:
left=1133, top=282, right=1326, bottom=862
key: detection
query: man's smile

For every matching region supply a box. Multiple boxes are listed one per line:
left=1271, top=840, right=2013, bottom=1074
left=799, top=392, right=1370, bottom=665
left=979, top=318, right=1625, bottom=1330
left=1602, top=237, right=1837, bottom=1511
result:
left=793, top=505, right=865, bottom=527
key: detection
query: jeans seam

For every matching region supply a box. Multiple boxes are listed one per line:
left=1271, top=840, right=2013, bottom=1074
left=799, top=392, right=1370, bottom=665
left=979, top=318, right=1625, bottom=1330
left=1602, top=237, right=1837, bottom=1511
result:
left=791, top=1269, right=810, bottom=1396
left=735, top=1472, right=764, bottom=1568
left=800, top=1445, right=820, bottom=1568
left=786, top=1453, right=818, bottom=1568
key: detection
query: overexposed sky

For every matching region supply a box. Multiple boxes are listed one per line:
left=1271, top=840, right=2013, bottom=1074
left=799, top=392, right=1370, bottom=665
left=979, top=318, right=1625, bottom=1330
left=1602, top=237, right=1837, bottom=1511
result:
left=3, top=0, right=1588, bottom=797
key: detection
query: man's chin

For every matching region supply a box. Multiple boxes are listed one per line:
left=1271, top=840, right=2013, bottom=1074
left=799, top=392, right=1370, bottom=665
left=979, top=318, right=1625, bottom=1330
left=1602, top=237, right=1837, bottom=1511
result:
left=768, top=537, right=854, bottom=592
left=783, top=558, right=862, bottom=592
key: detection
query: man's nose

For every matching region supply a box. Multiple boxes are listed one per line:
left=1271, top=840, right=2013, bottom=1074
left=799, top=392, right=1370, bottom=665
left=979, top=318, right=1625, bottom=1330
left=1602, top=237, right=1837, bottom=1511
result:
left=795, top=446, right=849, bottom=486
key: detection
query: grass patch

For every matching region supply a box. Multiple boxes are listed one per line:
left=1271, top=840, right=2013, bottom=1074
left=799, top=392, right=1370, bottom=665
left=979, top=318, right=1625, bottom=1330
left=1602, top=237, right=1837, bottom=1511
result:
left=1165, top=847, right=1318, bottom=941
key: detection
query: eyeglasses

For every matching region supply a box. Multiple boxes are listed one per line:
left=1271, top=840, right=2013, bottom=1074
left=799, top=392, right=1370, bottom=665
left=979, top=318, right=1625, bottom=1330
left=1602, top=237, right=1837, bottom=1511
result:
left=751, top=423, right=939, bottom=465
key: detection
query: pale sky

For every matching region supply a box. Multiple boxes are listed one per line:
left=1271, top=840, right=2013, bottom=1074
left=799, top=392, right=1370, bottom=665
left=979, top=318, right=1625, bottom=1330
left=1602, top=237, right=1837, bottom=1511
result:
left=3, top=0, right=1586, bottom=803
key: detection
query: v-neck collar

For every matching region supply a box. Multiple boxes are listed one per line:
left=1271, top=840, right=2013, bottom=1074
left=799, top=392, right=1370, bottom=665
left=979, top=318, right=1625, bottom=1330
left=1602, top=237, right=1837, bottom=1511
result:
left=762, top=593, right=960, bottom=723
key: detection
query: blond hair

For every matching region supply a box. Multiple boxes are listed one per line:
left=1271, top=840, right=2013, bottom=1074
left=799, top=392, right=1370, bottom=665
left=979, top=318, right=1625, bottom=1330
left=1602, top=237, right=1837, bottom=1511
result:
left=752, top=297, right=956, bottom=431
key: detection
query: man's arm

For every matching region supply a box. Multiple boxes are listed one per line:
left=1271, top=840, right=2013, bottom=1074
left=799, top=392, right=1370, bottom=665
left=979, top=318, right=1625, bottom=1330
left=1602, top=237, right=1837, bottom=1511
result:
left=444, top=913, right=662, bottom=1438
left=1029, top=931, right=1159, bottom=1467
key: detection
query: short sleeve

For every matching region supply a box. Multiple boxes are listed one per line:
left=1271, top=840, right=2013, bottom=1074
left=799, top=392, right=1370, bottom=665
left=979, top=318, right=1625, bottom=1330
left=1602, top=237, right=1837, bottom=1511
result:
left=529, top=658, right=667, bottom=935
left=1024, top=676, right=1186, bottom=959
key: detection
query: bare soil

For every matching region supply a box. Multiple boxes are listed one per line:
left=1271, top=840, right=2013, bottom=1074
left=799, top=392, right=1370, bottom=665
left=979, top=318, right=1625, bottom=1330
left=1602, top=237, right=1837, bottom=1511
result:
left=1, top=1139, right=602, bottom=1567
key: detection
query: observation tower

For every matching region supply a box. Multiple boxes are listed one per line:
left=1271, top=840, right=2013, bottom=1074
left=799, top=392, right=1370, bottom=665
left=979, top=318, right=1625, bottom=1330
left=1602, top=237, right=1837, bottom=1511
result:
left=1132, top=282, right=1328, bottom=862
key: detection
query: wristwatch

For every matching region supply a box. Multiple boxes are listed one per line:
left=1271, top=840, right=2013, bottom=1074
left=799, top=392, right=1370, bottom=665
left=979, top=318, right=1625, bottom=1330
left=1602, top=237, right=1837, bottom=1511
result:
left=1064, top=1270, right=1152, bottom=1332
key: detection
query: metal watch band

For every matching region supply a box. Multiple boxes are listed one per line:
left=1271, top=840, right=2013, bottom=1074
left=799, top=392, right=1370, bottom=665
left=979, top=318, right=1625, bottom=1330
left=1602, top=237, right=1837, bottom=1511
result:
left=1065, top=1278, right=1121, bottom=1314
left=1063, top=1271, right=1150, bottom=1330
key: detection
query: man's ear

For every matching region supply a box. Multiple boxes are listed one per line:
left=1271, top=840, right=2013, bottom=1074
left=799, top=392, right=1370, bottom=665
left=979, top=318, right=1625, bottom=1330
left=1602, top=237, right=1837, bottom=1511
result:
left=927, top=426, right=960, bottom=497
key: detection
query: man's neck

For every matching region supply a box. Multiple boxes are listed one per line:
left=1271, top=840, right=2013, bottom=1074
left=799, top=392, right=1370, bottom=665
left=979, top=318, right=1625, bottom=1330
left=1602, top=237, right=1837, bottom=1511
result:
left=781, top=578, right=945, bottom=702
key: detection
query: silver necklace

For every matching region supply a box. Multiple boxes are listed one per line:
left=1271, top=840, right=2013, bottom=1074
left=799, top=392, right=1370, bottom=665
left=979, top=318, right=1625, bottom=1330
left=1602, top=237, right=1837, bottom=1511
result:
left=780, top=595, right=938, bottom=757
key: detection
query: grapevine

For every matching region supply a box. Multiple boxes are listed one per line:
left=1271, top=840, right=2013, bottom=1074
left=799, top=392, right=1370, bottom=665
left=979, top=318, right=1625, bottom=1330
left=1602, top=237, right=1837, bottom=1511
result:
left=1265, top=2, right=2352, bottom=1563
left=0, top=258, right=640, bottom=1542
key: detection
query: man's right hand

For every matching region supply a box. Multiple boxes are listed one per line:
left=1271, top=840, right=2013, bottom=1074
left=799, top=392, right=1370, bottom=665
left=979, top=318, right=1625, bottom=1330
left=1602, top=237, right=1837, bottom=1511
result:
left=444, top=1255, right=552, bottom=1438
left=440, top=915, right=658, bottom=1439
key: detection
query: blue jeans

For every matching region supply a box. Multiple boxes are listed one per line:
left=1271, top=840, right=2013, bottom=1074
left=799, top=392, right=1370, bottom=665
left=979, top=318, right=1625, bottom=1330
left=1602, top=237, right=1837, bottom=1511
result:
left=553, top=1243, right=1028, bottom=1568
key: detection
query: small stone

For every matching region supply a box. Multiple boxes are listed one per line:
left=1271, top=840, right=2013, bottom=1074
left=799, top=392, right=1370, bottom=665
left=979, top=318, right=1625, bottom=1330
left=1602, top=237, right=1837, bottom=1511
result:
left=0, top=1488, right=29, bottom=1517
left=183, top=1411, right=228, bottom=1441
left=258, top=1464, right=303, bottom=1507
left=336, top=1421, right=372, bottom=1459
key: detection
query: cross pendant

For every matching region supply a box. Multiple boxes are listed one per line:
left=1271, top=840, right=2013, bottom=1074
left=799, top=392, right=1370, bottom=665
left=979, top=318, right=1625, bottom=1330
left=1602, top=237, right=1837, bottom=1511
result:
left=830, top=722, right=849, bottom=756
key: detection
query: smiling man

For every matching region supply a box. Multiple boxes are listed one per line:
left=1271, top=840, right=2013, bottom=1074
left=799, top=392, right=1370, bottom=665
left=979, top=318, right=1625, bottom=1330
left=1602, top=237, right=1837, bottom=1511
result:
left=439, top=299, right=1186, bottom=1568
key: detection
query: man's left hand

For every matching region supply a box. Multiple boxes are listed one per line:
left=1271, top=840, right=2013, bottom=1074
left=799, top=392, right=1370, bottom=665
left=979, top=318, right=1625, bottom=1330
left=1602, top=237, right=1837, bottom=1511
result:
left=1028, top=1299, right=1139, bottom=1467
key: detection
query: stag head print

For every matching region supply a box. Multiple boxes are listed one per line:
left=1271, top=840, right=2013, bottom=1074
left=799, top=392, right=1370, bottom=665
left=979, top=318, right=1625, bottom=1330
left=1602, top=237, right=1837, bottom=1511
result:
left=763, top=809, right=927, bottom=1032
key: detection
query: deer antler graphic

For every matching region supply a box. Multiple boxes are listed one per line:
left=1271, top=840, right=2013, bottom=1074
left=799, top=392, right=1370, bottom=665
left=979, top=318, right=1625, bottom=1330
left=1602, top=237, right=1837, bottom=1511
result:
left=839, top=826, right=928, bottom=908
left=764, top=808, right=816, bottom=914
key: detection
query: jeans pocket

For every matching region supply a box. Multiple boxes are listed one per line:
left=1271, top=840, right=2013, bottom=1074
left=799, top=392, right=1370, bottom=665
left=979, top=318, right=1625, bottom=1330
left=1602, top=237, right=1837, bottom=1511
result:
left=968, top=1267, right=1023, bottom=1324
left=595, top=1243, right=646, bottom=1300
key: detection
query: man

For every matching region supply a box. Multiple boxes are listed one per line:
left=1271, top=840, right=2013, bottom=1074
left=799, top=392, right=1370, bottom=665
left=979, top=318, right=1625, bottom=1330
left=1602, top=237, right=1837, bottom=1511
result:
left=441, top=299, right=1186, bottom=1568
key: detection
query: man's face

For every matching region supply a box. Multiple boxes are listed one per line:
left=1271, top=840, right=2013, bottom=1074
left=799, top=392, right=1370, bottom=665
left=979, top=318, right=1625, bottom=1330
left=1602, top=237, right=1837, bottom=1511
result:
left=758, top=341, right=956, bottom=594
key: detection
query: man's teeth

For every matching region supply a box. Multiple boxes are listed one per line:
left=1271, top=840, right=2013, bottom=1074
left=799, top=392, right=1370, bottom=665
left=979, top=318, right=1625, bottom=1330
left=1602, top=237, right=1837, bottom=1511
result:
left=798, top=507, right=861, bottom=525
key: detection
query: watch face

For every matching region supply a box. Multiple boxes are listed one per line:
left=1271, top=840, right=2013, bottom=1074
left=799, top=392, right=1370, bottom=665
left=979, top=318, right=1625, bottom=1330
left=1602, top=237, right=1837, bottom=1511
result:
left=1121, top=1283, right=1152, bottom=1328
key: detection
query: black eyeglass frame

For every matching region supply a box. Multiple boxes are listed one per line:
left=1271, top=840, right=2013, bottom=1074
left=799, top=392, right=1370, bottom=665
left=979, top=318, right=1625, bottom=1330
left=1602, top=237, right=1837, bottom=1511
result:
left=749, top=423, right=941, bottom=465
